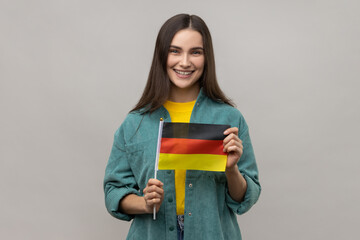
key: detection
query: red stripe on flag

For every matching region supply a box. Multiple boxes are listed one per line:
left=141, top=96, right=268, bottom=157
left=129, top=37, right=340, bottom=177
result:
left=160, top=138, right=226, bottom=155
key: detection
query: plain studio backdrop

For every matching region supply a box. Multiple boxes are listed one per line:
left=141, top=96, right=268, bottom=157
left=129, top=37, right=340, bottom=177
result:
left=1, top=0, right=359, bottom=239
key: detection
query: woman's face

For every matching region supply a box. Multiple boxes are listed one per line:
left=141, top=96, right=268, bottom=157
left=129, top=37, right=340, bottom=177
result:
left=167, top=29, right=205, bottom=100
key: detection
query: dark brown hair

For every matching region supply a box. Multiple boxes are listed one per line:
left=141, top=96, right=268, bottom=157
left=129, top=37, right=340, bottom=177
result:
left=131, top=14, right=234, bottom=113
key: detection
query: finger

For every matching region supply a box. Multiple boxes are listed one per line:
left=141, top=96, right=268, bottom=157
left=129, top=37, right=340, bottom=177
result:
left=146, top=178, right=164, bottom=187
left=223, top=127, right=238, bottom=136
left=143, top=182, right=164, bottom=193
left=223, top=133, right=241, bottom=145
left=146, top=198, right=162, bottom=205
left=224, top=145, right=243, bottom=155
left=223, top=141, right=243, bottom=153
left=144, top=191, right=162, bottom=201
left=147, top=178, right=164, bottom=187
left=145, top=198, right=161, bottom=207
left=143, top=185, right=164, bottom=195
left=148, top=187, right=164, bottom=196
left=226, top=145, right=243, bottom=154
left=144, top=184, right=163, bottom=195
left=223, top=138, right=242, bottom=151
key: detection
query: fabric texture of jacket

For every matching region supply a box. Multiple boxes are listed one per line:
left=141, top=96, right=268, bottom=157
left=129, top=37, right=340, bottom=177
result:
left=104, top=89, right=261, bottom=240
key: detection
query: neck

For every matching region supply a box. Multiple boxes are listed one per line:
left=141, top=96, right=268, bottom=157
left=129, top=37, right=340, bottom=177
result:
left=168, top=84, right=200, bottom=102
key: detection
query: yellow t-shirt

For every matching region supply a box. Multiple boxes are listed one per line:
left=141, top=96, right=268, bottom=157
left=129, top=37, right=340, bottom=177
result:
left=163, top=100, right=196, bottom=215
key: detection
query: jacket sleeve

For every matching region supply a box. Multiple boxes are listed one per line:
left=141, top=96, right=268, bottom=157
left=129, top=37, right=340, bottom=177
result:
left=103, top=125, right=140, bottom=221
left=225, top=117, right=261, bottom=215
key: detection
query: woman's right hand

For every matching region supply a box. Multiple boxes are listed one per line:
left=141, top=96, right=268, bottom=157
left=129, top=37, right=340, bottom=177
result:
left=143, top=178, right=164, bottom=213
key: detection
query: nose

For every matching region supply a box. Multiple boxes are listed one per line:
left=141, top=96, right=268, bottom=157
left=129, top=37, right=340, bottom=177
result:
left=180, top=54, right=191, bottom=68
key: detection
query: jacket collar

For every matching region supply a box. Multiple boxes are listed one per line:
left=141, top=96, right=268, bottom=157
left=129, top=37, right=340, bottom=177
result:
left=158, top=88, right=207, bottom=122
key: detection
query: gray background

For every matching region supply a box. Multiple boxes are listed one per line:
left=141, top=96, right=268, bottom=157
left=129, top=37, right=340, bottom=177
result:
left=1, top=0, right=359, bottom=239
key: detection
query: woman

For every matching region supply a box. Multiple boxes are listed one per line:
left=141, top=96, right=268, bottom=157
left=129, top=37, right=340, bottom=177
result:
left=104, top=14, right=261, bottom=240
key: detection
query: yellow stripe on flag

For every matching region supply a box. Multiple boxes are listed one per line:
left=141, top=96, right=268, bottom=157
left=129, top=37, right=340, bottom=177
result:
left=158, top=153, right=227, bottom=171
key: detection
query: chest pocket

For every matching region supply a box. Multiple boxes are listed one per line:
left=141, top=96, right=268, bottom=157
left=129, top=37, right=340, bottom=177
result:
left=125, top=139, right=156, bottom=189
left=205, top=171, right=227, bottom=183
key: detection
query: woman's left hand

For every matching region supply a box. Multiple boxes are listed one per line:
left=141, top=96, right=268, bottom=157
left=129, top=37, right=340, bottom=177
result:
left=223, top=127, right=243, bottom=171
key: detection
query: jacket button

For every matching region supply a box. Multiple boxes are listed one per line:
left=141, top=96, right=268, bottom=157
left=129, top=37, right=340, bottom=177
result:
left=189, top=183, right=193, bottom=188
left=169, top=226, right=175, bottom=231
left=188, top=212, right=192, bottom=216
left=168, top=197, right=173, bottom=202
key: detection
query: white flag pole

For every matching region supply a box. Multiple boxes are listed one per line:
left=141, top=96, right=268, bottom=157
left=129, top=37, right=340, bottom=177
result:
left=153, top=118, right=164, bottom=220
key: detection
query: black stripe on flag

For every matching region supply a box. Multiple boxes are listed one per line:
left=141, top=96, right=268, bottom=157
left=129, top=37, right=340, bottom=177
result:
left=162, top=122, right=230, bottom=140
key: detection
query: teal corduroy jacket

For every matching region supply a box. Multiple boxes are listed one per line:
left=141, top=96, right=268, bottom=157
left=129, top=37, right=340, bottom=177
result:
left=104, top=90, right=261, bottom=240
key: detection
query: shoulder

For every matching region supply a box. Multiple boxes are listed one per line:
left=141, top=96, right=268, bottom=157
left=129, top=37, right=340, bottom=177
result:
left=119, top=111, right=143, bottom=129
left=201, top=96, right=249, bottom=133
left=202, top=96, right=245, bottom=120
left=115, top=108, right=164, bottom=145
left=114, top=111, right=146, bottom=141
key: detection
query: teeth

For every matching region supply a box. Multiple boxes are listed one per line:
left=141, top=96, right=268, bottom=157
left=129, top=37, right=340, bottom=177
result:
left=175, top=70, right=192, bottom=75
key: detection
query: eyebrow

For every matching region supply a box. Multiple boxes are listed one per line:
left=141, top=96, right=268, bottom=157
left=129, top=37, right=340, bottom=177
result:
left=169, top=45, right=204, bottom=51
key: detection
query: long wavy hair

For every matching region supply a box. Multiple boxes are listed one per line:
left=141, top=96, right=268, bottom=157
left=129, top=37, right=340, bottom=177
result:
left=131, top=14, right=234, bottom=113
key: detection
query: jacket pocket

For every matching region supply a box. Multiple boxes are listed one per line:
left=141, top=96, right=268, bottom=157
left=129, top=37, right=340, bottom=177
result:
left=205, top=171, right=227, bottom=183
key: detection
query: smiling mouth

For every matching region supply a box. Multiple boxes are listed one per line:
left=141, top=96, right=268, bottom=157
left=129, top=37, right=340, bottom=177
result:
left=174, top=69, right=194, bottom=76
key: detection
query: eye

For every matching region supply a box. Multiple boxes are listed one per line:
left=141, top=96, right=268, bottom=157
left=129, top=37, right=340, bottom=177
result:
left=192, top=50, right=203, bottom=55
left=169, top=49, right=179, bottom=54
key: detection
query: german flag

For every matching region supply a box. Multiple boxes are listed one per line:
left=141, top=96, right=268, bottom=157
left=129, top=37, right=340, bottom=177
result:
left=158, top=122, right=230, bottom=172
